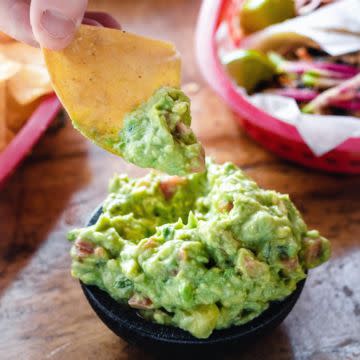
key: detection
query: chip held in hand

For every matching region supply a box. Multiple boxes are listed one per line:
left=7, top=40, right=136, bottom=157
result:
left=43, top=25, right=181, bottom=155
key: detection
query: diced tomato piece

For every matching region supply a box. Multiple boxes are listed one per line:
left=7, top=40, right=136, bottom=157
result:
left=128, top=294, right=153, bottom=310
left=281, top=257, right=299, bottom=272
left=159, top=176, right=186, bottom=200
left=143, top=238, right=158, bottom=249
left=219, top=201, right=234, bottom=212
left=75, top=238, right=94, bottom=258
left=304, top=237, right=322, bottom=265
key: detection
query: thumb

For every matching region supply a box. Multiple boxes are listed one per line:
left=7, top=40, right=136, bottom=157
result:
left=30, top=0, right=87, bottom=50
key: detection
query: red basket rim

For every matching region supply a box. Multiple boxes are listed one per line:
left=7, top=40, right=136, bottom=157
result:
left=0, top=94, right=62, bottom=188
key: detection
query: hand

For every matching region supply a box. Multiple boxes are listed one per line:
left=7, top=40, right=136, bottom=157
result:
left=0, top=0, right=120, bottom=50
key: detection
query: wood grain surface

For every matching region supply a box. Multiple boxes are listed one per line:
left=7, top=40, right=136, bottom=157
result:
left=0, top=1, right=359, bottom=359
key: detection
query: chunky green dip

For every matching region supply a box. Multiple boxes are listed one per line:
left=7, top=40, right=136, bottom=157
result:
left=113, top=87, right=205, bottom=176
left=68, top=159, right=330, bottom=339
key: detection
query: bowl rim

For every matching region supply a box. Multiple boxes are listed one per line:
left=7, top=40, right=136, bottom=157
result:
left=81, top=279, right=305, bottom=345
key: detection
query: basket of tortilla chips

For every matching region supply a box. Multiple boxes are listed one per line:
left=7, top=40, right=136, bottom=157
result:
left=0, top=32, right=61, bottom=187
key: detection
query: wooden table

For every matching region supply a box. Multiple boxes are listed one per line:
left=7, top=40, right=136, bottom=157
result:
left=1, top=1, right=359, bottom=359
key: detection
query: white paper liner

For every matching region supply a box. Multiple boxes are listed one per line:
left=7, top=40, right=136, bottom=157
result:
left=242, top=0, right=360, bottom=56
left=249, top=94, right=360, bottom=156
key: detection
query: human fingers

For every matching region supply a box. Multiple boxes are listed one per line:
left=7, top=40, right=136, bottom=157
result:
left=0, top=0, right=37, bottom=46
left=30, top=0, right=87, bottom=50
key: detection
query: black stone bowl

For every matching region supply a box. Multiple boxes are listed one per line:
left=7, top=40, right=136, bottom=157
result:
left=80, top=206, right=305, bottom=353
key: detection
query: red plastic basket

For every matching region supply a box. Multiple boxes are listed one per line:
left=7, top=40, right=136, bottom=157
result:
left=0, top=94, right=62, bottom=188
left=195, top=0, right=360, bottom=174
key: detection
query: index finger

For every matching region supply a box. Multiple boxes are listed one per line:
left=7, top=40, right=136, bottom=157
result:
left=30, top=0, right=88, bottom=50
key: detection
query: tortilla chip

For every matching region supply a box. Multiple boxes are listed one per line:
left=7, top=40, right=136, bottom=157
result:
left=6, top=91, right=43, bottom=132
left=43, top=25, right=181, bottom=154
left=0, top=38, right=52, bottom=152
left=0, top=32, right=14, bottom=44
left=6, top=127, right=15, bottom=142
left=0, top=42, right=44, bottom=65
left=0, top=81, right=6, bottom=151
left=242, top=32, right=318, bottom=55
left=8, top=64, right=52, bottom=104
left=0, top=53, right=21, bottom=82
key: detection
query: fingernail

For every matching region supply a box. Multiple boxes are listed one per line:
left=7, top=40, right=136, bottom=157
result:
left=40, top=9, right=75, bottom=39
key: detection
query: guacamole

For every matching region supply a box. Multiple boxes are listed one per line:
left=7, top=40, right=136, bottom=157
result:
left=113, top=87, right=205, bottom=176
left=68, top=159, right=330, bottom=339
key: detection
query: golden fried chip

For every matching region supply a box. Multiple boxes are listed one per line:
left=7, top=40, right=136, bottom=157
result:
left=0, top=42, right=44, bottom=65
left=0, top=37, right=52, bottom=151
left=0, top=31, right=14, bottom=44
left=0, top=53, right=20, bottom=82
left=0, top=81, right=6, bottom=151
left=6, top=91, right=43, bottom=132
left=43, top=25, right=181, bottom=154
left=6, top=127, right=15, bottom=142
left=8, top=64, right=52, bottom=105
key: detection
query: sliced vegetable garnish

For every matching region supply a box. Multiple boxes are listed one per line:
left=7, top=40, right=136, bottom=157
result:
left=223, top=49, right=275, bottom=92
left=267, top=88, right=318, bottom=101
left=269, top=52, right=359, bottom=78
left=303, top=73, right=360, bottom=113
left=240, top=0, right=296, bottom=34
